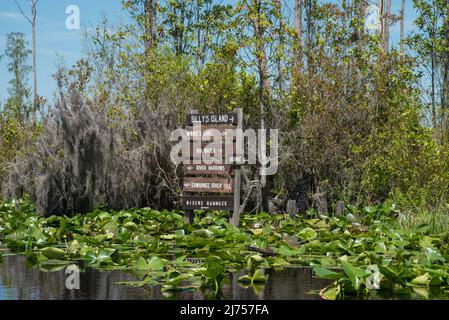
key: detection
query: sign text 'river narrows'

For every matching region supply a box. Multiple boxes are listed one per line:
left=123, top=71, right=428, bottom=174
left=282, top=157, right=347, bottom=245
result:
left=184, top=164, right=232, bottom=175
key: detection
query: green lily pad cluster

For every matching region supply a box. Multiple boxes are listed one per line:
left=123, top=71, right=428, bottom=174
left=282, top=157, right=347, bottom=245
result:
left=1, top=199, right=449, bottom=299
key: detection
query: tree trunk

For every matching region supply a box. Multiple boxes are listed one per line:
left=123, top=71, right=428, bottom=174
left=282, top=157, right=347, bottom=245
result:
left=253, top=0, right=268, bottom=130
left=305, top=0, right=315, bottom=73
left=196, top=0, right=201, bottom=64
left=382, top=0, right=390, bottom=52
left=432, top=51, right=437, bottom=136
left=31, top=0, right=37, bottom=116
left=355, top=0, right=367, bottom=40
left=442, top=4, right=449, bottom=143
left=400, top=0, right=405, bottom=54
left=177, top=2, right=185, bottom=55
left=377, top=0, right=384, bottom=48
left=275, top=1, right=285, bottom=95
left=144, top=0, right=157, bottom=52
left=251, top=0, right=270, bottom=211
left=294, top=0, right=303, bottom=74
left=16, top=0, right=39, bottom=116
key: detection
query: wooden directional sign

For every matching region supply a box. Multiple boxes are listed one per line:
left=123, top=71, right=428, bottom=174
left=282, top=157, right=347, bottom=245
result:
left=186, top=113, right=237, bottom=126
left=226, top=154, right=247, bottom=165
left=184, top=163, right=232, bottom=175
left=183, top=177, right=234, bottom=193
left=181, top=109, right=242, bottom=225
left=190, top=143, right=237, bottom=159
left=182, top=195, right=234, bottom=210
left=186, top=125, right=237, bottom=141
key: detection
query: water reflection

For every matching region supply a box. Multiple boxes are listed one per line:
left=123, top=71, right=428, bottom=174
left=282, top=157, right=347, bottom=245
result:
left=0, top=255, right=153, bottom=300
left=0, top=254, right=330, bottom=300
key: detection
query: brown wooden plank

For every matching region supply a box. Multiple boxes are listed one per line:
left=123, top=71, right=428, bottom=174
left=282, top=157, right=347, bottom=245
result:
left=182, top=195, right=234, bottom=210
left=183, top=163, right=232, bottom=175
left=226, top=154, right=247, bottom=165
left=183, top=153, right=246, bottom=165
left=186, top=113, right=238, bottom=126
left=183, top=177, right=234, bottom=193
left=185, top=125, right=238, bottom=141
left=190, top=142, right=236, bottom=159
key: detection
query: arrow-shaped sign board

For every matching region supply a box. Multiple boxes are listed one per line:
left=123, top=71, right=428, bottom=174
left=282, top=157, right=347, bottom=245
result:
left=186, top=113, right=238, bottom=126
left=183, top=177, right=234, bottom=193
left=189, top=142, right=237, bottom=159
left=186, top=125, right=237, bottom=141
left=184, top=163, right=232, bottom=175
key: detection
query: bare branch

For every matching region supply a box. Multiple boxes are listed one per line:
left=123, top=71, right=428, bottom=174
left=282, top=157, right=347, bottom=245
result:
left=14, top=0, right=32, bottom=24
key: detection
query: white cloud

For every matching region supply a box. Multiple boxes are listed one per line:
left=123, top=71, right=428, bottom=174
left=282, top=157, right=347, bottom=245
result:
left=0, top=11, right=24, bottom=20
left=0, top=11, right=48, bottom=22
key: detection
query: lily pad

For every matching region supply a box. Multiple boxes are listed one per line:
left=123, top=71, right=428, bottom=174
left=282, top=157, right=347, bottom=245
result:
left=41, top=247, right=66, bottom=259
left=298, top=227, right=317, bottom=240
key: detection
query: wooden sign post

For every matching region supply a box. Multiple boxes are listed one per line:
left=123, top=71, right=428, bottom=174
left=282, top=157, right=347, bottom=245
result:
left=230, top=108, right=242, bottom=227
left=181, top=108, right=243, bottom=226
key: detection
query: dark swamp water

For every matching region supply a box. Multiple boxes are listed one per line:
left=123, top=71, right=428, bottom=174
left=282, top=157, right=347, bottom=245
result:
left=2, top=251, right=447, bottom=300
left=0, top=253, right=332, bottom=300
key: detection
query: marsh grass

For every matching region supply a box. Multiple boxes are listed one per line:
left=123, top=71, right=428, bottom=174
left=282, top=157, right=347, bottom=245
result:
left=397, top=203, right=449, bottom=234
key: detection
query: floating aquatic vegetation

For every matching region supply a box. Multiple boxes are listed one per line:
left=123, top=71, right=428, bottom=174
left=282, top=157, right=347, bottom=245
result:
left=1, top=199, right=449, bottom=299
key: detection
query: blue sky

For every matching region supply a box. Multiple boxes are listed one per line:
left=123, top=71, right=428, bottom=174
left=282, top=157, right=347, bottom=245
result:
left=0, top=0, right=418, bottom=103
left=0, top=0, right=130, bottom=103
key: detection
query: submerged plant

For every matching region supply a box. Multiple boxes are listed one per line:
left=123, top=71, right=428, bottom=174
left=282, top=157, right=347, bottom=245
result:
left=237, top=255, right=269, bottom=284
left=201, top=256, right=227, bottom=295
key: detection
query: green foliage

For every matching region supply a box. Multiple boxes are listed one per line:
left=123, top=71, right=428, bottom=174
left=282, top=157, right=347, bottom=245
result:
left=0, top=33, right=41, bottom=199
left=1, top=32, right=32, bottom=120
left=285, top=1, right=449, bottom=209
left=409, top=0, right=448, bottom=60
left=407, top=0, right=449, bottom=143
